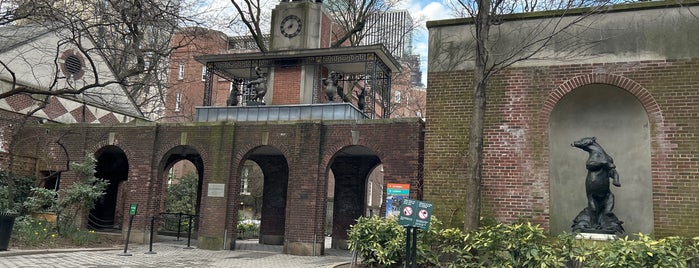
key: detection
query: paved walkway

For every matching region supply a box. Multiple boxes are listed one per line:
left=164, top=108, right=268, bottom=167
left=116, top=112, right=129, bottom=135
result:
left=0, top=237, right=355, bottom=268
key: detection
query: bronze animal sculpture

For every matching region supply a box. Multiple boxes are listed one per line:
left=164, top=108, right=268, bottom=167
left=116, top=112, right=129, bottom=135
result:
left=571, top=137, right=624, bottom=234
left=323, top=71, right=348, bottom=102
left=248, top=67, right=267, bottom=103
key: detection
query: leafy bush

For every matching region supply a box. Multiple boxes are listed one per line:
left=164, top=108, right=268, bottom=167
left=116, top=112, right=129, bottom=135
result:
left=348, top=216, right=405, bottom=267
left=349, top=216, right=699, bottom=268
left=165, top=173, right=198, bottom=214
left=23, top=187, right=57, bottom=213
left=419, top=224, right=474, bottom=267
left=0, top=171, right=35, bottom=213
left=62, top=227, right=99, bottom=246
left=588, top=233, right=697, bottom=267
left=10, top=216, right=58, bottom=247
left=237, top=221, right=260, bottom=239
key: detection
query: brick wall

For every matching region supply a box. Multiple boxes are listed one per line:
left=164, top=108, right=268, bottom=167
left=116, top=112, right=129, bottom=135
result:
left=425, top=59, right=699, bottom=236
left=165, top=30, right=230, bottom=122
left=271, top=66, right=302, bottom=104
left=9, top=118, right=424, bottom=254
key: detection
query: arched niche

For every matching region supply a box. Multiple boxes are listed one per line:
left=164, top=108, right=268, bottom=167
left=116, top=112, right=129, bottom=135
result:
left=549, top=84, right=653, bottom=235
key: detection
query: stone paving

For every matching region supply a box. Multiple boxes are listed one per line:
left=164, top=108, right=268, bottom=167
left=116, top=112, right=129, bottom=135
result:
left=0, top=237, right=355, bottom=268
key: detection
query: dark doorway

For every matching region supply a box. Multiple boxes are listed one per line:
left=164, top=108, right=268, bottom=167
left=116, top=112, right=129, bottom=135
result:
left=90, top=146, right=128, bottom=230
left=245, top=146, right=289, bottom=246
left=327, top=145, right=381, bottom=249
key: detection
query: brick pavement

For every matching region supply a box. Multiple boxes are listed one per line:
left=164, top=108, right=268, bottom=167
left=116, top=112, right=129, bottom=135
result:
left=0, top=238, right=354, bottom=268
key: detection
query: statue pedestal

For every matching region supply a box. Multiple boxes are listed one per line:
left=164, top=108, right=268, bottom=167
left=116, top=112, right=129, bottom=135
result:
left=575, top=233, right=617, bottom=241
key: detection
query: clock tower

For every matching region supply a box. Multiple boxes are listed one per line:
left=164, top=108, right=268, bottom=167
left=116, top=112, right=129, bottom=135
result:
left=270, top=0, right=331, bottom=51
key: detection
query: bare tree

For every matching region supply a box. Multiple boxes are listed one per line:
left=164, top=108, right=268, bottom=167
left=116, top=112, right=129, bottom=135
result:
left=444, top=0, right=614, bottom=230
left=229, top=0, right=270, bottom=52
left=2, top=0, right=209, bottom=120
left=0, top=0, right=208, bottom=211
left=325, top=0, right=402, bottom=47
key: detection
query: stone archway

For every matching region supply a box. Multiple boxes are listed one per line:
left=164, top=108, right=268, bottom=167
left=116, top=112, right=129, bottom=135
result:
left=549, top=83, right=653, bottom=235
left=327, top=145, right=381, bottom=249
left=159, top=145, right=204, bottom=237
left=91, top=145, right=128, bottom=230
left=242, top=145, right=289, bottom=245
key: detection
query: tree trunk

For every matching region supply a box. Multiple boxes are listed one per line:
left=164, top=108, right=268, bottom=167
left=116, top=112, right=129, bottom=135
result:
left=464, top=0, right=491, bottom=231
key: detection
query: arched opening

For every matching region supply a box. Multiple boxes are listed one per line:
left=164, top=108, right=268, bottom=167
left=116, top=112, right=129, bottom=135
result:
left=90, top=145, right=128, bottom=230
left=242, top=146, right=288, bottom=245
left=159, top=146, right=204, bottom=238
left=326, top=145, right=382, bottom=249
left=549, top=84, right=653, bottom=235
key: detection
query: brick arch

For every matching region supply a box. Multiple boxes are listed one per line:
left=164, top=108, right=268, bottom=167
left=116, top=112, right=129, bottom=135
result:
left=542, top=73, right=668, bottom=234
left=321, top=143, right=386, bottom=173
left=89, top=141, right=135, bottom=164
left=543, top=73, right=662, bottom=124
left=232, top=143, right=291, bottom=169
left=154, top=141, right=208, bottom=174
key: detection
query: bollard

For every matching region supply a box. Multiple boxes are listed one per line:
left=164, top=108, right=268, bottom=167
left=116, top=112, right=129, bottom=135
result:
left=184, top=214, right=195, bottom=249
left=145, top=216, right=157, bottom=254
left=176, top=212, right=182, bottom=241
left=118, top=214, right=134, bottom=256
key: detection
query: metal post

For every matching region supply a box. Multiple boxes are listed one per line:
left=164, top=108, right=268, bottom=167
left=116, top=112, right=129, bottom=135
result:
left=176, top=212, right=182, bottom=241
left=404, top=227, right=411, bottom=268
left=118, top=214, right=134, bottom=256
left=411, top=228, right=418, bottom=268
left=145, top=216, right=157, bottom=254
left=184, top=214, right=194, bottom=249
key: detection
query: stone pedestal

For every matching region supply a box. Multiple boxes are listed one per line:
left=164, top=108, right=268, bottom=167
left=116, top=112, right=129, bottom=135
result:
left=575, top=233, right=617, bottom=241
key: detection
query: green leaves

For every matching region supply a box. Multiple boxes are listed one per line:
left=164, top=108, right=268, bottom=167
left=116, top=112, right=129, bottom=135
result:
left=348, top=217, right=699, bottom=267
left=348, top=216, right=405, bottom=267
left=165, top=172, right=198, bottom=214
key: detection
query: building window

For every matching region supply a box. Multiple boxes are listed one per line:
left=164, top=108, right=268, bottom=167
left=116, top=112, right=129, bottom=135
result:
left=394, top=91, right=401, bottom=103
left=175, top=91, right=182, bottom=112
left=178, top=63, right=185, bottom=80
left=201, top=66, right=207, bottom=81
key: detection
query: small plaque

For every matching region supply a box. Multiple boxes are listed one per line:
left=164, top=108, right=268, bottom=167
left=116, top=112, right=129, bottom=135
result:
left=207, top=183, right=225, bottom=197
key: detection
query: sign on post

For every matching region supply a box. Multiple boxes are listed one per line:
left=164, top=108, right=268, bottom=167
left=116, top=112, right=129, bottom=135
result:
left=397, top=199, right=433, bottom=230
left=385, top=183, right=410, bottom=218
left=129, top=203, right=138, bottom=216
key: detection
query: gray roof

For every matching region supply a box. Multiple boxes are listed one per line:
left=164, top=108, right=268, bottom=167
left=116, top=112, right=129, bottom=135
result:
left=0, top=23, right=145, bottom=120
left=0, top=24, right=56, bottom=52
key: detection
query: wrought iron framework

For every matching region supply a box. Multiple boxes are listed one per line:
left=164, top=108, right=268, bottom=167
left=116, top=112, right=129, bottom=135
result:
left=198, top=45, right=398, bottom=119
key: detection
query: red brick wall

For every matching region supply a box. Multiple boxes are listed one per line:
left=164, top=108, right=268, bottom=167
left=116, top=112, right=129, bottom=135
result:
left=425, top=59, right=699, bottom=236
left=11, top=118, right=424, bottom=252
left=272, top=66, right=302, bottom=104
left=319, top=12, right=331, bottom=48
left=165, top=30, right=230, bottom=122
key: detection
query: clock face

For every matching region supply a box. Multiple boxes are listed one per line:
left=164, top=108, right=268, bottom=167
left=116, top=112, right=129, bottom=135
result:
left=280, top=15, right=302, bottom=38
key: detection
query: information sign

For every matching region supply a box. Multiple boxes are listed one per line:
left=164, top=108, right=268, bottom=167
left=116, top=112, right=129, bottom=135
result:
left=397, top=199, right=433, bottom=230
left=385, top=183, right=410, bottom=218
left=129, top=203, right=138, bottom=216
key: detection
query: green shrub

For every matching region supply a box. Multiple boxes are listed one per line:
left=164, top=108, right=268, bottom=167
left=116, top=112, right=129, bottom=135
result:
left=165, top=173, right=198, bottom=215
left=349, top=216, right=699, bottom=268
left=0, top=171, right=35, bottom=213
left=62, top=227, right=99, bottom=246
left=10, top=216, right=58, bottom=247
left=237, top=222, right=260, bottom=239
left=463, top=222, right=563, bottom=267
left=23, top=187, right=57, bottom=213
left=416, top=217, right=475, bottom=267
left=348, top=216, right=405, bottom=267
left=588, top=233, right=696, bottom=267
